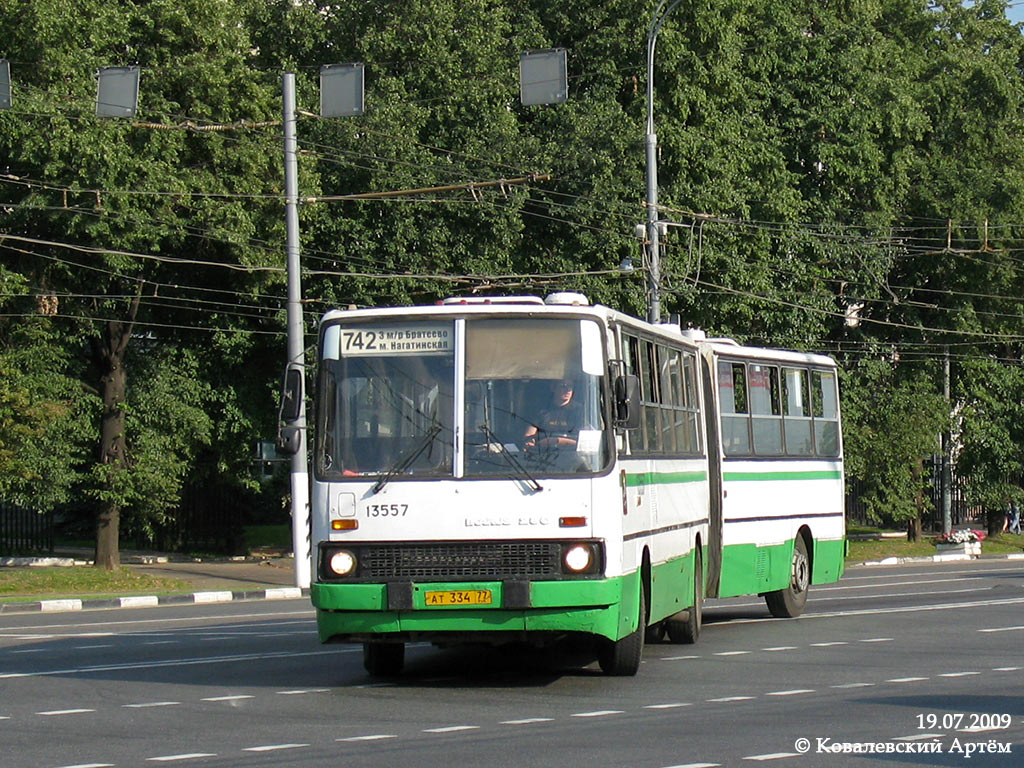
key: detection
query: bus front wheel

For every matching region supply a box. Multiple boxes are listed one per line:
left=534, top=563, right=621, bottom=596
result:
left=363, top=641, right=405, bottom=677
left=598, top=586, right=645, bottom=676
left=765, top=535, right=810, bottom=618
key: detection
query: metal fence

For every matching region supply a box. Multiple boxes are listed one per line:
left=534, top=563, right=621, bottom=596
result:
left=845, top=458, right=973, bottom=531
left=137, top=483, right=246, bottom=556
left=0, top=503, right=54, bottom=556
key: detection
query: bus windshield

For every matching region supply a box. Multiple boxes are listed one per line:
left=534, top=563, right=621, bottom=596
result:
left=464, top=317, right=608, bottom=476
left=316, top=321, right=456, bottom=479
left=315, top=316, right=610, bottom=481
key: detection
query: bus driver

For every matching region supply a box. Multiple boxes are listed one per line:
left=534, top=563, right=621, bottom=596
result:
left=524, top=379, right=583, bottom=449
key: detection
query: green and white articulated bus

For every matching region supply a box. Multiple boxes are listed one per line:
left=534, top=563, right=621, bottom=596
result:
left=300, top=293, right=845, bottom=677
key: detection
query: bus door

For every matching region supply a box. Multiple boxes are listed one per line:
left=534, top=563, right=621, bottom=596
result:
left=700, top=351, right=724, bottom=597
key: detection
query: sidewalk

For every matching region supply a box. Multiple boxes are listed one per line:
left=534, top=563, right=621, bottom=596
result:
left=0, top=549, right=309, bottom=615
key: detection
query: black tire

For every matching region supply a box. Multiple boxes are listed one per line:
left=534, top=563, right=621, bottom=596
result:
left=645, top=621, right=666, bottom=644
left=363, top=642, right=405, bottom=676
left=666, top=549, right=702, bottom=644
left=765, top=535, right=810, bottom=618
left=598, top=585, right=645, bottom=676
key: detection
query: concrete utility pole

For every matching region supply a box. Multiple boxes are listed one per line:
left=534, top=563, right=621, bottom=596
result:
left=644, top=0, right=683, bottom=324
left=942, top=346, right=952, bottom=535
left=282, top=73, right=311, bottom=589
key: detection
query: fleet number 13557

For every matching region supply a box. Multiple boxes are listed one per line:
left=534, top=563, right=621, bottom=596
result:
left=366, top=504, right=408, bottom=517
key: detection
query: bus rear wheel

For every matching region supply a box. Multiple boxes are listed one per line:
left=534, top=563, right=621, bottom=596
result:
left=363, top=641, right=405, bottom=677
left=598, top=586, right=645, bottom=676
left=666, top=549, right=702, bottom=644
left=765, top=535, right=810, bottom=618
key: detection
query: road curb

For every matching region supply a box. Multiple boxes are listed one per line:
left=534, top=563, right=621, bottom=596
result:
left=0, top=587, right=310, bottom=614
left=854, top=552, right=1024, bottom=567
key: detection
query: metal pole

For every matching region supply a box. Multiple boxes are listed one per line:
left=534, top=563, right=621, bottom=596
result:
left=942, top=346, right=952, bottom=534
left=644, top=0, right=683, bottom=324
left=283, top=73, right=311, bottom=589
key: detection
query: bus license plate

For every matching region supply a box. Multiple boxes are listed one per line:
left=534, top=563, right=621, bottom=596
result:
left=424, top=589, right=492, bottom=607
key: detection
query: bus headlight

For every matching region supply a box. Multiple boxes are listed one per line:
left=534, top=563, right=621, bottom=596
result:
left=328, top=549, right=357, bottom=577
left=562, top=543, right=597, bottom=574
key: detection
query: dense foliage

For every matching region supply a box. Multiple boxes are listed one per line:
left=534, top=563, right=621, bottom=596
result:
left=3, top=0, right=1024, bottom=561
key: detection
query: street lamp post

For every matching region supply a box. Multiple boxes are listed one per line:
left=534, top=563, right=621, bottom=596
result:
left=281, top=73, right=311, bottom=589
left=644, top=0, right=683, bottom=324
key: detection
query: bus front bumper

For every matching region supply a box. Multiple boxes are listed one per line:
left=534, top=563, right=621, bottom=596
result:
left=311, top=575, right=636, bottom=644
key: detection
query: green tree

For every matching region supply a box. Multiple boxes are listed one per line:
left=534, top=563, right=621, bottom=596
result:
left=955, top=357, right=1024, bottom=534
left=842, top=360, right=949, bottom=539
left=0, top=272, right=93, bottom=510
left=0, top=0, right=284, bottom=566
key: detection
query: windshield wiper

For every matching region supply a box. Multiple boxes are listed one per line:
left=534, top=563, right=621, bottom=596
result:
left=479, top=424, right=542, bottom=492
left=372, top=423, right=443, bottom=495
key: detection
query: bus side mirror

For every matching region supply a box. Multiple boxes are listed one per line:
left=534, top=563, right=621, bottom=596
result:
left=276, top=425, right=301, bottom=456
left=275, top=365, right=304, bottom=456
left=614, top=374, right=641, bottom=430
left=279, top=365, right=303, bottom=424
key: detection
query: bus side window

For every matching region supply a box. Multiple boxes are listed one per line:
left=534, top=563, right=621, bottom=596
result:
left=750, top=364, right=783, bottom=455
left=657, top=345, right=677, bottom=453
left=782, top=367, right=813, bottom=455
left=811, top=369, right=840, bottom=456
left=624, top=335, right=643, bottom=453
left=641, top=340, right=662, bottom=453
left=718, top=361, right=750, bottom=455
left=682, top=352, right=702, bottom=453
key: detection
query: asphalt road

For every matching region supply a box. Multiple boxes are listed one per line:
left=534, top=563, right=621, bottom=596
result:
left=1, top=559, right=1022, bottom=768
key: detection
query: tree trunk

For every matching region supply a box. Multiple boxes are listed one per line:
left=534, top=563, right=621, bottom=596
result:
left=93, top=296, right=139, bottom=570
left=987, top=506, right=1003, bottom=538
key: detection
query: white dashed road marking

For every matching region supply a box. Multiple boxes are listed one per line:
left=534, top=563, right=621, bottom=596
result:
left=707, top=696, right=754, bottom=703
left=37, top=708, right=95, bottom=716
left=831, top=682, right=874, bottom=689
left=977, top=625, right=1024, bottom=633
left=743, top=753, right=800, bottom=761
left=336, top=735, right=398, bottom=742
left=242, top=744, right=309, bottom=752
left=200, top=695, right=254, bottom=702
left=146, top=755, right=216, bottom=763
left=423, top=725, right=480, bottom=733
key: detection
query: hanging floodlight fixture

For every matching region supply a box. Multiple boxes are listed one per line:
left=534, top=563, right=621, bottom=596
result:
left=519, top=48, right=568, bottom=106
left=0, top=59, right=11, bottom=110
left=320, top=63, right=364, bottom=117
left=96, top=66, right=140, bottom=118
